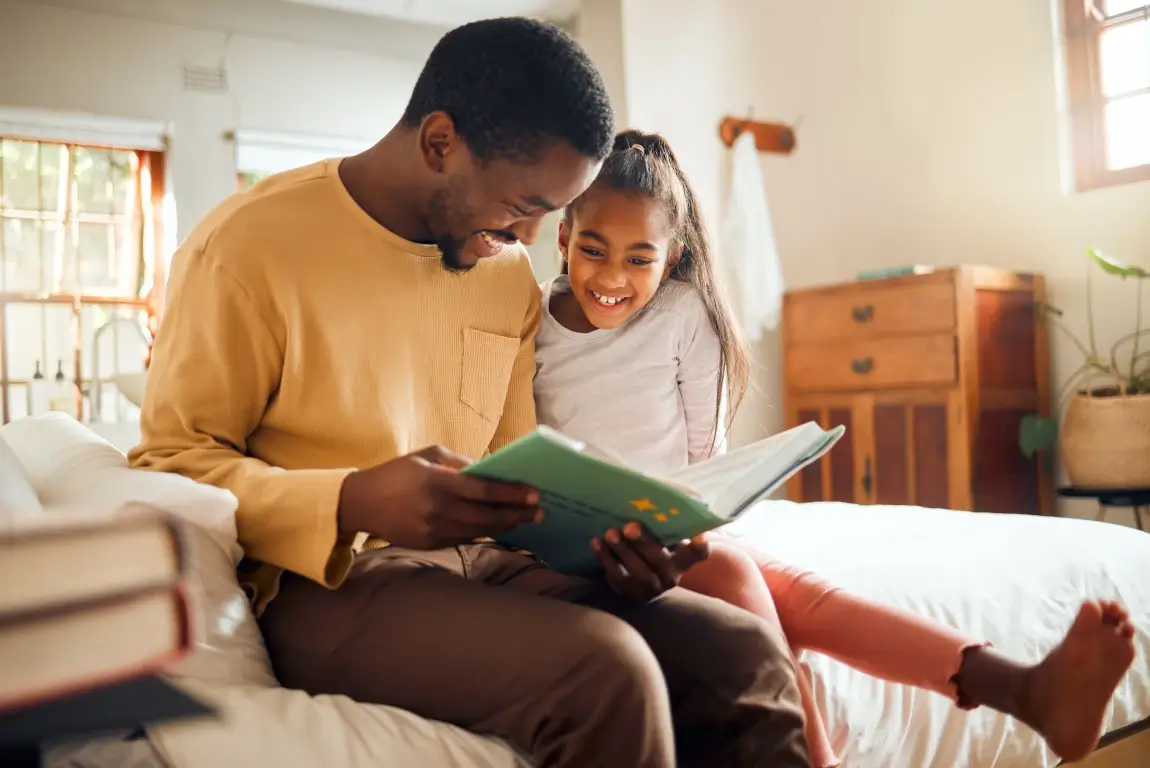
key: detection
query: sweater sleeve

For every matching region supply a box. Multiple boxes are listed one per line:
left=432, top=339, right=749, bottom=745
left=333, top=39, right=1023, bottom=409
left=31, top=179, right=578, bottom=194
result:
left=488, top=281, right=543, bottom=453
left=677, top=292, right=728, bottom=464
left=129, top=248, right=355, bottom=589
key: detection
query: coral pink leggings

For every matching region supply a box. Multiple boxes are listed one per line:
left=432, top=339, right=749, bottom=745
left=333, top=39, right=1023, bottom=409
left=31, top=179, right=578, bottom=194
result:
left=679, top=534, right=982, bottom=768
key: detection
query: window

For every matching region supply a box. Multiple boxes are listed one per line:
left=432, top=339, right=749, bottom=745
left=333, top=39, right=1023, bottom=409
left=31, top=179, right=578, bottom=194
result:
left=1, top=140, right=154, bottom=296
left=231, top=128, right=370, bottom=191
left=0, top=136, right=166, bottom=424
left=1063, top=1, right=1150, bottom=190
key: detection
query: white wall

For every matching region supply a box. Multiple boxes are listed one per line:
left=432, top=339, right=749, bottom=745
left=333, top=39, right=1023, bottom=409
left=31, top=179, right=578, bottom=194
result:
left=588, top=0, right=1150, bottom=522
left=744, top=0, right=1150, bottom=522
left=0, top=0, right=439, bottom=241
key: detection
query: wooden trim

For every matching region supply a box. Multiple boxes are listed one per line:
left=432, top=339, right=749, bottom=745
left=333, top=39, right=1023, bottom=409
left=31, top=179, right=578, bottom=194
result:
left=953, top=267, right=981, bottom=504
left=905, top=403, right=917, bottom=504
left=947, top=389, right=973, bottom=510
left=783, top=394, right=802, bottom=501
left=144, top=150, right=167, bottom=326
left=1062, top=0, right=1150, bottom=191
left=0, top=293, right=148, bottom=307
left=871, top=389, right=956, bottom=405
left=968, top=266, right=1039, bottom=292
left=1072, top=717, right=1150, bottom=768
left=1033, top=274, right=1056, bottom=516
left=781, top=269, right=954, bottom=301
left=718, top=116, right=797, bottom=154
left=853, top=394, right=875, bottom=504
left=819, top=408, right=833, bottom=502
left=980, top=390, right=1040, bottom=410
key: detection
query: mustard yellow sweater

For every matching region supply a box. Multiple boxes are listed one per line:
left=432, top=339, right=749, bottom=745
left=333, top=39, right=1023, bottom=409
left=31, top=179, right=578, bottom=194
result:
left=129, top=159, right=541, bottom=613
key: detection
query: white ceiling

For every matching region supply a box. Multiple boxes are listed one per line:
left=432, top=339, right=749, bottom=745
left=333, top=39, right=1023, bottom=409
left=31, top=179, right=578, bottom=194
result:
left=278, top=0, right=579, bottom=26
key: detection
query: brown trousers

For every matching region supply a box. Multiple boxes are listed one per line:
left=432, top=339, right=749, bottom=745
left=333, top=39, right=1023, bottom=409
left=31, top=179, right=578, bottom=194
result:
left=258, top=544, right=810, bottom=768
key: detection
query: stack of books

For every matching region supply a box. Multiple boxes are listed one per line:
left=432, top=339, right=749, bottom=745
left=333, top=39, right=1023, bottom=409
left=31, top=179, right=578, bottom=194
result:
left=0, top=506, right=214, bottom=762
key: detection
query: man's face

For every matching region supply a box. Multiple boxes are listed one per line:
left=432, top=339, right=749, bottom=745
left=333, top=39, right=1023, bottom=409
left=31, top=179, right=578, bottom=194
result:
left=421, top=114, right=603, bottom=271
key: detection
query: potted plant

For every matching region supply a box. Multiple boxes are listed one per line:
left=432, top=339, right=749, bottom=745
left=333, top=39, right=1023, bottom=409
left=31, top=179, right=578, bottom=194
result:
left=1019, top=247, right=1150, bottom=489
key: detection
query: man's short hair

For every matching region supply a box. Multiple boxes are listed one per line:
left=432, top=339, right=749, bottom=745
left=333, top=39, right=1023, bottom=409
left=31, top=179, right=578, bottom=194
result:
left=401, top=17, right=615, bottom=163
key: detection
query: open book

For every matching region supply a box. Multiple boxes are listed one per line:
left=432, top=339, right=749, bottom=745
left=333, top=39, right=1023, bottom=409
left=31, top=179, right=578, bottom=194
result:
left=462, top=421, right=845, bottom=575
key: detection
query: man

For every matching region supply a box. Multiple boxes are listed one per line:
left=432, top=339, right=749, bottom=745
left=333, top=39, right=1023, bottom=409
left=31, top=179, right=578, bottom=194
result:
left=131, top=17, right=809, bottom=768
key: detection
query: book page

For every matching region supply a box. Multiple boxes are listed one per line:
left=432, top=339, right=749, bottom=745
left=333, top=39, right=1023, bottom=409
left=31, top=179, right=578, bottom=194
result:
left=670, top=429, right=805, bottom=506
left=664, top=423, right=843, bottom=519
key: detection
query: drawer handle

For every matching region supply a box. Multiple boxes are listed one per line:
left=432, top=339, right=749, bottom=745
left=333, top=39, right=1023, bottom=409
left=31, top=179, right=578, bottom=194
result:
left=851, top=357, right=874, bottom=374
left=851, top=305, right=874, bottom=323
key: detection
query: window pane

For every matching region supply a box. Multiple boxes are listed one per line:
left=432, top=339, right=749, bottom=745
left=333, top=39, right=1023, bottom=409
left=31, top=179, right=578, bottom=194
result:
left=74, top=147, right=116, bottom=214
left=76, top=222, right=113, bottom=290
left=3, top=303, right=71, bottom=381
left=39, top=143, right=66, bottom=214
left=0, top=218, right=57, bottom=292
left=1101, top=19, right=1150, bottom=97
left=1106, top=93, right=1150, bottom=169
left=110, top=150, right=135, bottom=215
left=1103, top=0, right=1149, bottom=16
left=1, top=140, right=43, bottom=211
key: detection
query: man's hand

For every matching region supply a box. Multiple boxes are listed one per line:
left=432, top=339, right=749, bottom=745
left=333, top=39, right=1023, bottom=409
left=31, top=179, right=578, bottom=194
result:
left=337, top=445, right=542, bottom=549
left=591, top=522, right=709, bottom=602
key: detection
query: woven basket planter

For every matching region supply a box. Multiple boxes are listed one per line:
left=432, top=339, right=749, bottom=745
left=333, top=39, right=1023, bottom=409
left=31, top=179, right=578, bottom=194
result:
left=1061, top=392, right=1150, bottom=489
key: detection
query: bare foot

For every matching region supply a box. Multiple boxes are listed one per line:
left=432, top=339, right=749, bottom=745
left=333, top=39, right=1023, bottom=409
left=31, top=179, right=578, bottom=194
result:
left=1023, top=600, right=1136, bottom=762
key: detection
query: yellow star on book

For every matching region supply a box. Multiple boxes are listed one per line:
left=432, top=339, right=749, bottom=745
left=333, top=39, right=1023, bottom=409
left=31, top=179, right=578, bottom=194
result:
left=629, top=498, right=657, bottom=512
left=668, top=508, right=680, bottom=516
left=653, top=513, right=668, bottom=523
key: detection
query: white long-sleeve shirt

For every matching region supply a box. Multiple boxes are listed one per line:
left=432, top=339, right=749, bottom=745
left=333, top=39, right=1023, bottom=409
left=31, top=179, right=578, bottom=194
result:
left=533, top=275, right=726, bottom=477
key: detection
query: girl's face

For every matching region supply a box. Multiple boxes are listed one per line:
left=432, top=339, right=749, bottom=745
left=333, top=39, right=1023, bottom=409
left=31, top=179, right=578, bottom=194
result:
left=558, top=189, right=677, bottom=330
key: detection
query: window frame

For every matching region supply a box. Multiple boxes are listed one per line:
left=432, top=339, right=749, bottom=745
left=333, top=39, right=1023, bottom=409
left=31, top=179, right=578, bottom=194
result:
left=0, top=133, right=167, bottom=424
left=1063, top=0, right=1150, bottom=191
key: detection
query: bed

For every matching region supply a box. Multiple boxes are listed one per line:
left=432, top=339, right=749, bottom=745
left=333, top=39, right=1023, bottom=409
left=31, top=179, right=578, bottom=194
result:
left=7, top=416, right=1150, bottom=767
left=726, top=501, right=1150, bottom=767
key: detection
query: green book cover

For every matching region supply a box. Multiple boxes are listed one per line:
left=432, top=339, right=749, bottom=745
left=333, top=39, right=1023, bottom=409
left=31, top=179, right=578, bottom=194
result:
left=462, top=422, right=845, bottom=575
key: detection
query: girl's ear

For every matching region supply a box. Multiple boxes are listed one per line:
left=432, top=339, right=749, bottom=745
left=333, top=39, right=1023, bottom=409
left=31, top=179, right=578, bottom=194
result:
left=557, top=218, right=571, bottom=261
left=663, top=244, right=684, bottom=280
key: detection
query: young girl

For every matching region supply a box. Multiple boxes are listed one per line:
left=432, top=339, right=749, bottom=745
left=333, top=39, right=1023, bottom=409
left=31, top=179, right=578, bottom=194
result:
left=533, top=129, right=1137, bottom=767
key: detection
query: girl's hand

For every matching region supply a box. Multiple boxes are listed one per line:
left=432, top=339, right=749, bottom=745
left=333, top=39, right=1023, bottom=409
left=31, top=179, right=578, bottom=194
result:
left=590, top=522, right=709, bottom=602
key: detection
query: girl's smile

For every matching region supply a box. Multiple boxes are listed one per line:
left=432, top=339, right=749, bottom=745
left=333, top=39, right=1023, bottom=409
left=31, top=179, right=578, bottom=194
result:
left=556, top=189, right=675, bottom=332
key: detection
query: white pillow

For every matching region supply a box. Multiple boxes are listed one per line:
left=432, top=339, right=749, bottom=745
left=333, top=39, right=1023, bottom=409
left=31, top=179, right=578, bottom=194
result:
left=1, top=415, right=530, bottom=768
left=0, top=414, right=276, bottom=689
left=0, top=435, right=42, bottom=522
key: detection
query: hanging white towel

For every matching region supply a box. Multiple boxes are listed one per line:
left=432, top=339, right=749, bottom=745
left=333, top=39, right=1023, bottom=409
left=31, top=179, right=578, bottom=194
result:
left=720, top=130, right=785, bottom=343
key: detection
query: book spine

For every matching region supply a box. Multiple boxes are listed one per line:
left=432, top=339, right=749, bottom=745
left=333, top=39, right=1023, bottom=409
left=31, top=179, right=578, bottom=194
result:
left=0, top=584, right=193, bottom=714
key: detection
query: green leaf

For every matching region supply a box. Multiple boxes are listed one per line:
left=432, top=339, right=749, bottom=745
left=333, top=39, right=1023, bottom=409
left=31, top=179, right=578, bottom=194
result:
left=1019, top=414, right=1058, bottom=458
left=1034, top=299, right=1065, bottom=317
left=1087, top=247, right=1150, bottom=279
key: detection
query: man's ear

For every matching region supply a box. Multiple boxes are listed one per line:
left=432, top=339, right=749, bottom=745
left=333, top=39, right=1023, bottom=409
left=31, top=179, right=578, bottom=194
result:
left=418, top=111, right=459, bottom=173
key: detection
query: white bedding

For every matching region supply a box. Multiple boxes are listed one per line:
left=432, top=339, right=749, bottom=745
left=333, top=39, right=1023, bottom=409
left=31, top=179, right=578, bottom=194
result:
left=726, top=502, right=1150, bottom=768
left=10, top=415, right=1149, bottom=767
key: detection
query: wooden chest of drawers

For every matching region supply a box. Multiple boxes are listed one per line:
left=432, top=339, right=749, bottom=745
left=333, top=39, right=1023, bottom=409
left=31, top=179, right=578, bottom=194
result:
left=783, top=266, right=1053, bottom=515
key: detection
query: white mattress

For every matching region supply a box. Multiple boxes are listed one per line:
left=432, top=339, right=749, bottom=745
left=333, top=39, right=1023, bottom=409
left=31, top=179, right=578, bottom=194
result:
left=725, top=502, right=1150, bottom=768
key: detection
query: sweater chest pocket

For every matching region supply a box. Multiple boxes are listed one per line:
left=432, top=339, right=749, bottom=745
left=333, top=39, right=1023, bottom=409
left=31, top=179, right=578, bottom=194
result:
left=460, top=328, right=520, bottom=423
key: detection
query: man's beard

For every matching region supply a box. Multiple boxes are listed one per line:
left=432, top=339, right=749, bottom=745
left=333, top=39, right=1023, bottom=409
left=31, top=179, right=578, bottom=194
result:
left=436, top=233, right=474, bottom=272
left=428, top=185, right=475, bottom=273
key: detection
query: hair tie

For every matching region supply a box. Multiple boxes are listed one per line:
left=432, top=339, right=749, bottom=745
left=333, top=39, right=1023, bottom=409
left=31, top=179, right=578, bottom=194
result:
left=630, top=143, right=645, bottom=154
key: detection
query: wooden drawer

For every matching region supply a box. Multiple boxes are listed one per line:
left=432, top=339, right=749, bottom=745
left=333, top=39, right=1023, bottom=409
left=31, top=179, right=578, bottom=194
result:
left=786, top=334, right=957, bottom=392
left=785, top=282, right=957, bottom=345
